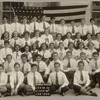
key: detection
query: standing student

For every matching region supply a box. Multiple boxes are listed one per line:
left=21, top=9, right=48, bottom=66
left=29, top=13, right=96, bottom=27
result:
left=0, top=64, right=8, bottom=97
left=73, top=61, right=97, bottom=96
left=24, top=64, right=44, bottom=95
left=7, top=63, right=25, bottom=96
left=48, top=62, right=69, bottom=96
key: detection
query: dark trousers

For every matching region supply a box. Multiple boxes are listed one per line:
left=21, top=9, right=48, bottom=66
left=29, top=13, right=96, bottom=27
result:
left=90, top=72, right=100, bottom=88
left=50, top=85, right=69, bottom=94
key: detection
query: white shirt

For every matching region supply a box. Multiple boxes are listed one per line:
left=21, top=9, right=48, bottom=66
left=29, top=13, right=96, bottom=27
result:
left=29, top=22, right=39, bottom=33
left=23, top=52, right=32, bottom=61
left=27, top=71, right=44, bottom=90
left=50, top=23, right=58, bottom=33
left=63, top=58, right=77, bottom=72
left=33, top=61, right=49, bottom=75
left=12, top=51, right=22, bottom=62
left=11, top=22, right=21, bottom=33
left=10, top=71, right=24, bottom=89
left=89, top=58, right=100, bottom=74
left=93, top=40, right=100, bottom=49
left=48, top=71, right=69, bottom=87
left=78, top=25, right=88, bottom=36
left=41, top=34, right=53, bottom=45
left=39, top=21, right=50, bottom=32
left=57, top=25, right=68, bottom=36
left=48, top=59, right=63, bottom=72
left=54, top=40, right=63, bottom=48
left=84, top=40, right=95, bottom=48
left=88, top=24, right=99, bottom=34
left=0, top=72, right=7, bottom=86
left=74, top=70, right=90, bottom=87
left=20, top=24, right=30, bottom=34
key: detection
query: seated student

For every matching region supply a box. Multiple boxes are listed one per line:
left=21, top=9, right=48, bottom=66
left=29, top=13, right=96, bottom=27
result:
left=0, top=41, right=12, bottom=63
left=49, top=42, right=56, bottom=54
left=54, top=33, right=63, bottom=49
left=89, top=52, right=100, bottom=88
left=86, top=42, right=97, bottom=60
left=48, top=62, right=69, bottom=96
left=33, top=54, right=49, bottom=83
left=77, top=52, right=89, bottom=73
left=23, top=45, right=32, bottom=63
left=7, top=63, right=25, bottom=96
left=56, top=42, right=66, bottom=61
left=19, top=54, right=31, bottom=76
left=48, top=52, right=63, bottom=73
left=0, top=64, right=8, bottom=97
left=39, top=43, right=51, bottom=64
left=41, top=28, right=53, bottom=46
left=31, top=43, right=39, bottom=62
left=24, top=64, right=44, bottom=95
left=63, top=32, right=74, bottom=49
left=31, top=30, right=44, bottom=48
left=63, top=51, right=77, bottom=89
left=12, top=45, right=22, bottom=63
left=73, top=61, right=97, bottom=96
left=10, top=31, right=21, bottom=48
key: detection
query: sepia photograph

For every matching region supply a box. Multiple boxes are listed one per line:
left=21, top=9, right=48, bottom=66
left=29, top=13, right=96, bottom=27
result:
left=0, top=0, right=100, bottom=99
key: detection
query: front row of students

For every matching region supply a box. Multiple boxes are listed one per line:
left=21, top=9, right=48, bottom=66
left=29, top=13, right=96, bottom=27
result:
left=0, top=60, right=98, bottom=97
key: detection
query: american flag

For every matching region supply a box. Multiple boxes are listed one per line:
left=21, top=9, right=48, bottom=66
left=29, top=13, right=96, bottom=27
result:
left=12, top=3, right=88, bottom=24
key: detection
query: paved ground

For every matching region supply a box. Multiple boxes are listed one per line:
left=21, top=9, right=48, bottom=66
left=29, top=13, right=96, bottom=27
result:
left=0, top=86, right=100, bottom=100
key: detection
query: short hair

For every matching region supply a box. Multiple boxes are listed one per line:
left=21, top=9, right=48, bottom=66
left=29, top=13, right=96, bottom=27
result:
left=24, top=45, right=31, bottom=52
left=0, top=64, right=4, bottom=69
left=14, top=62, right=20, bottom=68
left=87, top=42, right=94, bottom=47
left=60, top=19, right=65, bottom=22
left=78, top=61, right=84, bottom=66
left=56, top=33, right=62, bottom=38
left=21, top=54, right=28, bottom=59
left=31, top=64, right=37, bottom=68
left=14, top=15, right=18, bottom=19
left=6, top=54, right=12, bottom=58
left=92, top=52, right=99, bottom=56
left=23, top=16, right=27, bottom=20
left=59, top=42, right=64, bottom=46
left=36, top=54, right=42, bottom=58
left=80, top=52, right=86, bottom=56
left=50, top=16, right=55, bottom=20
left=68, top=42, right=74, bottom=47
left=77, top=42, right=85, bottom=49
left=66, top=51, right=72, bottom=55
left=23, top=31, right=30, bottom=36
left=4, top=40, right=10, bottom=44
left=90, top=18, right=95, bottom=22
left=54, top=62, right=60, bottom=67
left=52, top=52, right=58, bottom=56
left=40, top=43, right=48, bottom=50
left=81, top=19, right=85, bottom=22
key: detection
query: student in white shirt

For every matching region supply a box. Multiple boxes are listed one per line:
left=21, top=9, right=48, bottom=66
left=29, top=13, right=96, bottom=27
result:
left=39, top=15, right=50, bottom=32
left=41, top=28, right=53, bottom=45
left=20, top=16, right=30, bottom=35
left=50, top=17, right=58, bottom=40
left=73, top=61, right=97, bottom=96
left=68, top=20, right=78, bottom=39
left=29, top=16, right=39, bottom=38
left=89, top=52, right=100, bottom=88
left=33, top=54, right=49, bottom=83
left=24, top=64, right=44, bottom=95
left=19, top=54, right=31, bottom=76
left=63, top=32, right=74, bottom=49
left=0, top=41, right=12, bottom=63
left=49, top=42, right=56, bottom=55
left=78, top=19, right=88, bottom=40
left=54, top=33, right=63, bottom=49
left=0, top=16, right=11, bottom=38
left=48, top=52, right=63, bottom=72
left=57, top=19, right=68, bottom=37
left=31, top=30, right=44, bottom=48
left=12, top=45, right=22, bottom=63
left=0, top=64, right=8, bottom=97
left=48, top=62, right=69, bottom=96
left=56, top=42, right=66, bottom=61
left=10, top=31, right=21, bottom=48
left=88, top=18, right=99, bottom=35
left=7, top=63, right=25, bottom=96
left=11, top=16, right=21, bottom=35
left=63, top=51, right=77, bottom=89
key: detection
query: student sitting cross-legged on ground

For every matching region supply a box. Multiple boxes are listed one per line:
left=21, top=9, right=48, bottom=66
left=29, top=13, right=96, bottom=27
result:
left=24, top=64, right=44, bottom=96
left=48, top=62, right=69, bottom=96
left=73, top=61, right=97, bottom=96
left=6, top=63, right=25, bottom=96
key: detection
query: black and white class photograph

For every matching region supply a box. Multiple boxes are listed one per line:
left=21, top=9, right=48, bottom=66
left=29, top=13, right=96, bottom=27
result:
left=0, top=1, right=100, bottom=99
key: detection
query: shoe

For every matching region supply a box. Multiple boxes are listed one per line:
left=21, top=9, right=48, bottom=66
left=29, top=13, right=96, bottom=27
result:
left=90, top=91, right=98, bottom=96
left=75, top=92, right=80, bottom=96
left=61, top=92, right=65, bottom=96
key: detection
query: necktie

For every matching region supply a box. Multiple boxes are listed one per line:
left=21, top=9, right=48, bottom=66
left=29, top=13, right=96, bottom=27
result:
left=24, top=24, right=26, bottom=32
left=52, top=24, right=54, bottom=32
left=34, top=73, right=36, bottom=85
left=80, top=71, right=84, bottom=81
left=62, top=26, right=64, bottom=35
left=60, top=51, right=63, bottom=60
left=37, top=62, right=39, bottom=72
left=22, top=64, right=24, bottom=73
left=72, top=26, right=75, bottom=34
left=56, top=72, right=58, bottom=85
left=92, top=25, right=95, bottom=35
left=82, top=26, right=84, bottom=36
left=14, top=40, right=16, bottom=46
left=6, top=64, right=12, bottom=73
left=5, top=48, right=7, bottom=57
left=43, top=22, right=46, bottom=29
left=16, top=72, right=18, bottom=85
left=25, top=42, right=28, bottom=46
left=15, top=23, right=17, bottom=31
left=34, top=22, right=36, bottom=32
left=67, top=59, right=71, bottom=68
left=16, top=52, right=19, bottom=59
left=95, top=60, right=98, bottom=70
left=4, top=24, right=6, bottom=32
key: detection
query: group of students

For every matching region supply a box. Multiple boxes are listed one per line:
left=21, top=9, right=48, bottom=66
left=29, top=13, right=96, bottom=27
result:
left=0, top=15, right=100, bottom=97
